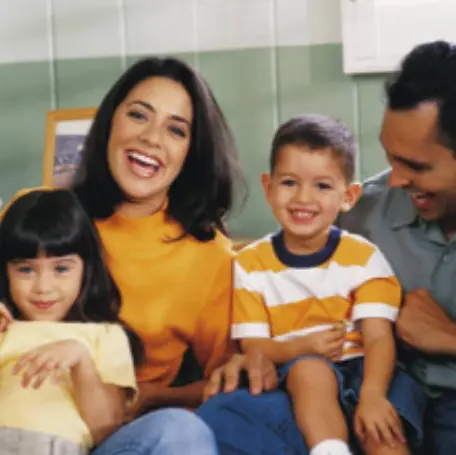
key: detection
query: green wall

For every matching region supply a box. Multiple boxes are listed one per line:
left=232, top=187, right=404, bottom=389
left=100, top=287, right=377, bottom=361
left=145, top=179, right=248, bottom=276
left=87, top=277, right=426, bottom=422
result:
left=0, top=44, right=387, bottom=237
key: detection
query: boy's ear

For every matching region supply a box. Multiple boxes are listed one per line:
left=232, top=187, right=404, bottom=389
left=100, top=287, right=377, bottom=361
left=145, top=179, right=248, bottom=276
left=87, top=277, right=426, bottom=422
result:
left=261, top=173, right=272, bottom=203
left=341, top=182, right=362, bottom=212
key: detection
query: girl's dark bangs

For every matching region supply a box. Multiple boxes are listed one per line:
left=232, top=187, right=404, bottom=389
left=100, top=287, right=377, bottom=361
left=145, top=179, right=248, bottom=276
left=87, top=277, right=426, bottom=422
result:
left=3, top=216, right=85, bottom=261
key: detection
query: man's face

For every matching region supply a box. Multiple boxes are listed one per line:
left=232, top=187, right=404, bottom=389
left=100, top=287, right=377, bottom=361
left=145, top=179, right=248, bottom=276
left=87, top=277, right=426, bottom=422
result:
left=381, top=102, right=456, bottom=223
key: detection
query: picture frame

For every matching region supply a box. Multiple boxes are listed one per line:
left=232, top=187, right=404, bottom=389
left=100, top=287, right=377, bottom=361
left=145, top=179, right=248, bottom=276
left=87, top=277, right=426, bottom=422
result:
left=43, top=107, right=97, bottom=187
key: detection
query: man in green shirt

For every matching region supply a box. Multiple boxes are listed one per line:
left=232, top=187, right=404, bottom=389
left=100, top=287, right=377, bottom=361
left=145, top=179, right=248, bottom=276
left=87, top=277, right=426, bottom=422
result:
left=199, top=40, right=456, bottom=455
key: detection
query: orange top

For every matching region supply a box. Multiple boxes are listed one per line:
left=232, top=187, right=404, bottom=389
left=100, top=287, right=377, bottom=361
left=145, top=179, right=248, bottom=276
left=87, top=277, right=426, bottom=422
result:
left=95, top=205, right=235, bottom=384
left=5, top=189, right=235, bottom=385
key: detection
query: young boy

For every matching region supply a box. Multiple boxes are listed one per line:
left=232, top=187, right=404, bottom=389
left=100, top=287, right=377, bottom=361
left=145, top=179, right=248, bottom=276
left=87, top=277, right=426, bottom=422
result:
left=231, top=115, right=417, bottom=455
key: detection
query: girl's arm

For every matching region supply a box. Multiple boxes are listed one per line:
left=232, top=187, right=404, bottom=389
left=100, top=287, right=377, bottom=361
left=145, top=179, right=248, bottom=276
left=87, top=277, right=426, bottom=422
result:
left=71, top=351, right=126, bottom=445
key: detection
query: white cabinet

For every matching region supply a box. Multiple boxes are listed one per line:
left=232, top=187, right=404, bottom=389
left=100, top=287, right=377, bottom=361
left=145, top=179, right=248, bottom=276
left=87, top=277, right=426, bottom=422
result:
left=341, top=0, right=456, bottom=74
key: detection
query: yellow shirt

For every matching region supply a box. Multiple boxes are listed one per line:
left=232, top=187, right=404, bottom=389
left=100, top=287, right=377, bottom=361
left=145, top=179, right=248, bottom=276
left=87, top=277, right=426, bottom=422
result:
left=0, top=321, right=137, bottom=448
left=5, top=188, right=235, bottom=384
left=96, top=207, right=235, bottom=384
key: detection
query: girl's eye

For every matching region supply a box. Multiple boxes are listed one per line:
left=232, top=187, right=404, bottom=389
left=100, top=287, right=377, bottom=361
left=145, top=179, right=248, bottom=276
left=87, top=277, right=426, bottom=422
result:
left=127, top=110, right=147, bottom=121
left=281, top=179, right=296, bottom=187
left=169, top=125, right=186, bottom=138
left=17, top=266, right=33, bottom=274
left=55, top=265, right=70, bottom=274
left=317, top=182, right=332, bottom=190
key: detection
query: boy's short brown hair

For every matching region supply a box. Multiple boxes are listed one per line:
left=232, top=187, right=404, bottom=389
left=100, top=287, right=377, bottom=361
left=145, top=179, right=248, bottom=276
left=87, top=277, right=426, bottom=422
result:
left=270, top=114, right=357, bottom=183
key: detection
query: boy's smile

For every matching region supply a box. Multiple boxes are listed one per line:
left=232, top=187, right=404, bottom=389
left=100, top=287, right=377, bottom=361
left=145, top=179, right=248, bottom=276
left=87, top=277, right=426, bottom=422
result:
left=262, top=145, right=359, bottom=256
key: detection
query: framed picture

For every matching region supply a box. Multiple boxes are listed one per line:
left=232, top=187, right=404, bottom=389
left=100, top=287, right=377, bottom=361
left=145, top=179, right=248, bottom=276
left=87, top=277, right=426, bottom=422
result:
left=43, top=107, right=97, bottom=187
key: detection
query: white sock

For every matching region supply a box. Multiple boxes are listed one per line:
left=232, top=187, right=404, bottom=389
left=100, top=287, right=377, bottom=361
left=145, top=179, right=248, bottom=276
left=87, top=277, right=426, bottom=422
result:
left=309, top=439, right=353, bottom=455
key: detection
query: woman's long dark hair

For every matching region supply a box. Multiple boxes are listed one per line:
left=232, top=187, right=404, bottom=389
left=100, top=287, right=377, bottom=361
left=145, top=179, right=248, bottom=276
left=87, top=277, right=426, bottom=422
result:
left=72, top=57, right=244, bottom=241
left=0, top=189, right=143, bottom=365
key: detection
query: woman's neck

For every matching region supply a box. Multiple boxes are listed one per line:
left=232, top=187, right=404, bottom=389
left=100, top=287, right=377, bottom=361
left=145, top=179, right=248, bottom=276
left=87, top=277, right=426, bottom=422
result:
left=116, top=195, right=167, bottom=219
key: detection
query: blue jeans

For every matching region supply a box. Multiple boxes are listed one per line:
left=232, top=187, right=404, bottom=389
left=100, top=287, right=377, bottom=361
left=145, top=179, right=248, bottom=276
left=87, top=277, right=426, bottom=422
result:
left=92, top=408, right=218, bottom=455
left=197, top=360, right=426, bottom=455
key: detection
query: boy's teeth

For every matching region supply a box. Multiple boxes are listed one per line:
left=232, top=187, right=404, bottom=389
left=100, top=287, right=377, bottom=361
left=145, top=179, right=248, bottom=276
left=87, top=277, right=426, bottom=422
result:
left=128, top=151, right=160, bottom=167
left=293, top=211, right=313, bottom=218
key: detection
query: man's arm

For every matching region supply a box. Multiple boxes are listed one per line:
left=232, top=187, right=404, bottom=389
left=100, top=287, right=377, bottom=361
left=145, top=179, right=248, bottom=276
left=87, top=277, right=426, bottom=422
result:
left=397, top=288, right=456, bottom=356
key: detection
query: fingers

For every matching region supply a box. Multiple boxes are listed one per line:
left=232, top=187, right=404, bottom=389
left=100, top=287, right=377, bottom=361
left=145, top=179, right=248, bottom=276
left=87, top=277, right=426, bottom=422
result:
left=204, top=368, right=223, bottom=402
left=387, top=409, right=406, bottom=443
left=14, top=352, right=67, bottom=389
left=222, top=357, right=242, bottom=393
left=0, top=304, right=13, bottom=333
left=354, top=415, right=365, bottom=442
left=246, top=349, right=265, bottom=395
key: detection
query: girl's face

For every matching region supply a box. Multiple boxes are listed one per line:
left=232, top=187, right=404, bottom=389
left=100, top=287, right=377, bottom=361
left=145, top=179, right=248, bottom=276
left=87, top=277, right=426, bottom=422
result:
left=108, top=76, right=193, bottom=215
left=7, top=253, right=84, bottom=321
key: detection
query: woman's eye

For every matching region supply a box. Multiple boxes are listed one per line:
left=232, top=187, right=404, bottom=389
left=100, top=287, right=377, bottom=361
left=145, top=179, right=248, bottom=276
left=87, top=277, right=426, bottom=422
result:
left=169, top=125, right=186, bottom=138
left=17, top=266, right=33, bottom=274
left=55, top=265, right=69, bottom=274
left=127, top=110, right=147, bottom=121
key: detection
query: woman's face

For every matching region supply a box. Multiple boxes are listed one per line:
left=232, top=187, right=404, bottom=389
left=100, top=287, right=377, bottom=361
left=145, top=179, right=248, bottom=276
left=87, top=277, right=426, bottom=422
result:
left=108, top=77, right=193, bottom=210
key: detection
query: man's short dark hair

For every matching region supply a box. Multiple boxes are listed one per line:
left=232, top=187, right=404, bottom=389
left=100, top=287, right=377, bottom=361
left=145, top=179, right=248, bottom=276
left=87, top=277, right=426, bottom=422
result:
left=386, top=40, right=456, bottom=155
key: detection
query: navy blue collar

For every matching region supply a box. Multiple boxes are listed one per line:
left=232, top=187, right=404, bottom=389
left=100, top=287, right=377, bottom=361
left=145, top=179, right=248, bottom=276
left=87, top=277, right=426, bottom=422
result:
left=272, top=226, right=341, bottom=268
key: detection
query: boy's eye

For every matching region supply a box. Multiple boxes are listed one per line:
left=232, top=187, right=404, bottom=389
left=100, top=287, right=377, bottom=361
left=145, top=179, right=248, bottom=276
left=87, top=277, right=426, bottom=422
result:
left=127, top=110, right=147, bottom=121
left=317, top=182, right=332, bottom=190
left=168, top=125, right=186, bottom=138
left=281, top=179, right=296, bottom=187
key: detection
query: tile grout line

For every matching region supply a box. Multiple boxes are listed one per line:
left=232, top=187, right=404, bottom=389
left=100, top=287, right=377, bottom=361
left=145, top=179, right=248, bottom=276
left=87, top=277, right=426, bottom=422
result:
left=45, top=0, right=57, bottom=109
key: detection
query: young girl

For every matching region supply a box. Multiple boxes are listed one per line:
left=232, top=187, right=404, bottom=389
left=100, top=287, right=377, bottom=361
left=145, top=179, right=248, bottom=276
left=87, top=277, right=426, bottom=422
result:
left=0, top=189, right=141, bottom=455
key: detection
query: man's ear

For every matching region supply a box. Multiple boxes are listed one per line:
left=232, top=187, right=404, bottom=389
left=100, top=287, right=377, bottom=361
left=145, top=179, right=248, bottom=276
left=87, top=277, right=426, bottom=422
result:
left=261, top=173, right=272, bottom=204
left=341, top=182, right=362, bottom=212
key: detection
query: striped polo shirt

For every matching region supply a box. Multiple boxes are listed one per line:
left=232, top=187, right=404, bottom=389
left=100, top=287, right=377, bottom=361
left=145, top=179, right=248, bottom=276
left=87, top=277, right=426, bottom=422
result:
left=231, top=227, right=401, bottom=361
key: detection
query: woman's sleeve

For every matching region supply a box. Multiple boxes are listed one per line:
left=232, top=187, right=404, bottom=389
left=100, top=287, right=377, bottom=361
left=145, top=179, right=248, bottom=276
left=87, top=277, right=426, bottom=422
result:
left=95, top=324, right=138, bottom=401
left=192, top=252, right=236, bottom=378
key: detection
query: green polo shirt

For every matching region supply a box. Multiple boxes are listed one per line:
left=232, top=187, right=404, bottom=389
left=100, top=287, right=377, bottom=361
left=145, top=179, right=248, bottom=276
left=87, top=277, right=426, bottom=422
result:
left=340, top=170, right=456, bottom=391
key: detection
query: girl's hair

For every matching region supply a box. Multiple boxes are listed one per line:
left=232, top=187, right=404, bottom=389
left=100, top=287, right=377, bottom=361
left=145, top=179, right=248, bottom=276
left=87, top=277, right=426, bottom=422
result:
left=72, top=57, right=244, bottom=241
left=0, top=189, right=143, bottom=365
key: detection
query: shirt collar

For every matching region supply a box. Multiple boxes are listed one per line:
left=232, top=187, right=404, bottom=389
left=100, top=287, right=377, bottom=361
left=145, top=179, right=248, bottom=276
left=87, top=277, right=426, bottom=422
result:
left=385, top=188, right=419, bottom=230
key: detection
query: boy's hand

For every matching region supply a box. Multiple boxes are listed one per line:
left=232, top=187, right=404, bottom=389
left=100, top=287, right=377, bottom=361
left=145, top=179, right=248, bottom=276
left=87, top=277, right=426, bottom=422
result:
left=354, top=392, right=405, bottom=449
left=299, top=323, right=346, bottom=361
left=0, top=303, right=13, bottom=332
left=14, top=339, right=90, bottom=389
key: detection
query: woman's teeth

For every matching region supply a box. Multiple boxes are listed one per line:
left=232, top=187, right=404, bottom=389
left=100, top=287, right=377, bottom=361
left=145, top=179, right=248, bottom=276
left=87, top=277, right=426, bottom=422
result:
left=128, top=151, right=161, bottom=170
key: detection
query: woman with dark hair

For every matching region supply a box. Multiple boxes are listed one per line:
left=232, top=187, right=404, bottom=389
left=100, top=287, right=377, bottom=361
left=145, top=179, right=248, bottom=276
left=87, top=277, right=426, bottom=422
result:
left=70, top=57, right=242, bottom=454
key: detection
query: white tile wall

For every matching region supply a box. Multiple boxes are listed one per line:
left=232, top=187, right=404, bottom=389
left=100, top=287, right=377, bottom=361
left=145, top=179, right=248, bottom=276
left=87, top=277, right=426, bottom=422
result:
left=53, top=0, right=124, bottom=59
left=0, top=0, right=51, bottom=64
left=0, top=0, right=343, bottom=64
left=124, top=0, right=198, bottom=55
left=197, top=0, right=274, bottom=52
left=276, top=0, right=342, bottom=46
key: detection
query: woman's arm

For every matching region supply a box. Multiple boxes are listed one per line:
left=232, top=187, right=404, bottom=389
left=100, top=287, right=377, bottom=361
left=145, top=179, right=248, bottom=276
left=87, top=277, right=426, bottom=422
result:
left=72, top=350, right=126, bottom=446
left=137, top=380, right=205, bottom=411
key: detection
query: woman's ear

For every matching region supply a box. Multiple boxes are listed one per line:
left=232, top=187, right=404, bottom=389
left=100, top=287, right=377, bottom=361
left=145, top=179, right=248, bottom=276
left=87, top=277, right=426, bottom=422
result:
left=341, top=182, right=362, bottom=212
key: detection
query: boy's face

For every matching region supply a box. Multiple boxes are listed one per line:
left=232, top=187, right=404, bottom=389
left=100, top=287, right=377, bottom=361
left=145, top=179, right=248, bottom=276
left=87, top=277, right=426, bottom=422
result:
left=262, top=144, right=360, bottom=254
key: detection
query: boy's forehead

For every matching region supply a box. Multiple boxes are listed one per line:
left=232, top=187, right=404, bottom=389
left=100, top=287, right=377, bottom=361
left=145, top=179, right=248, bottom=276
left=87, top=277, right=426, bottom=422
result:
left=274, top=144, right=345, bottom=174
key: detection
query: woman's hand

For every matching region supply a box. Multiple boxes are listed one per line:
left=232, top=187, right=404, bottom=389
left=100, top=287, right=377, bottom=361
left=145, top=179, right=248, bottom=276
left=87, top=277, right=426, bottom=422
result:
left=204, top=347, right=278, bottom=401
left=0, top=303, right=13, bottom=332
left=14, top=339, right=89, bottom=388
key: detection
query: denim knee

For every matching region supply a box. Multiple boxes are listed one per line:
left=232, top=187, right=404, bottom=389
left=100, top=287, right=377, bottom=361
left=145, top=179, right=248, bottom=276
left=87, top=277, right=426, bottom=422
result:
left=92, top=408, right=218, bottom=455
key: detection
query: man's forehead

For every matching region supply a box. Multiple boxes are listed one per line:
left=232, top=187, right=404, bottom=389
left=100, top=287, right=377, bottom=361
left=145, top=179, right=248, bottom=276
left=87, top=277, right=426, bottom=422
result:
left=381, top=103, right=441, bottom=150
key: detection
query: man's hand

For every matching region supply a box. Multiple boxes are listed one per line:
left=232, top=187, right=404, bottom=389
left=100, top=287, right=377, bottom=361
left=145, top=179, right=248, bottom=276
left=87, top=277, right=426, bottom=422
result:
left=396, top=289, right=456, bottom=355
left=203, top=348, right=278, bottom=401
